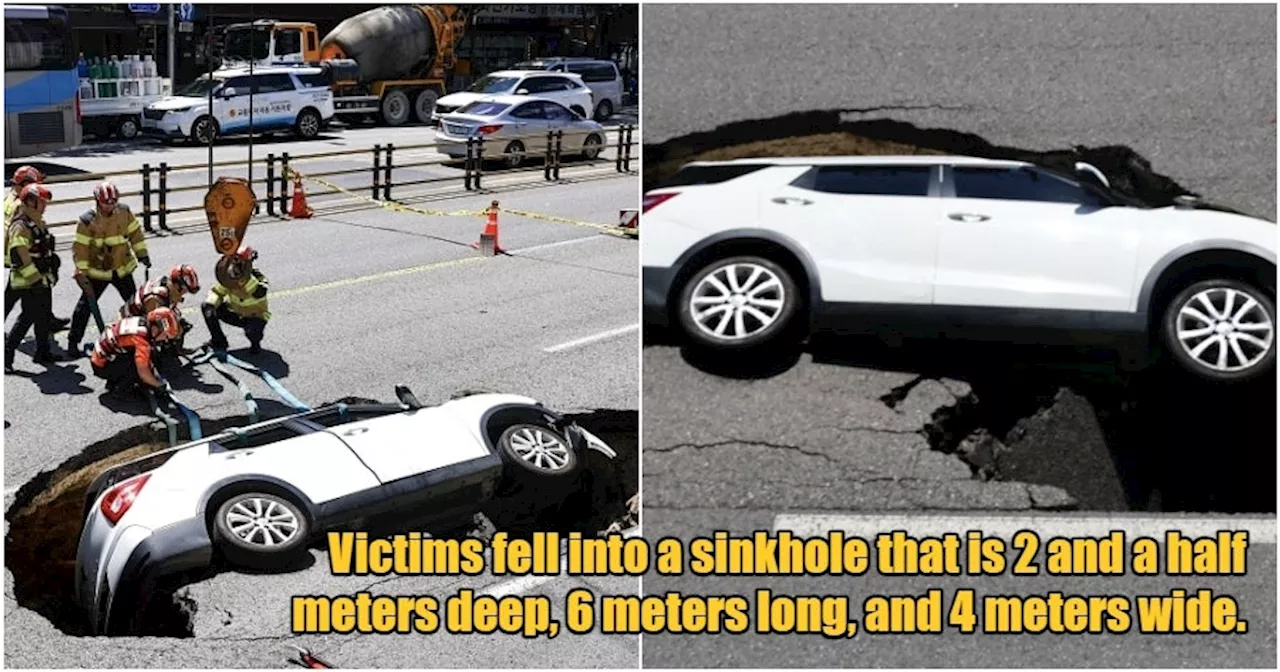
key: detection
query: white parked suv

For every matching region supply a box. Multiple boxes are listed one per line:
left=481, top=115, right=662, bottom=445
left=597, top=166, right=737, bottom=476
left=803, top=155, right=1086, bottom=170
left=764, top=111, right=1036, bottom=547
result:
left=432, top=71, right=594, bottom=124
left=142, top=65, right=335, bottom=144
left=642, top=156, right=1276, bottom=382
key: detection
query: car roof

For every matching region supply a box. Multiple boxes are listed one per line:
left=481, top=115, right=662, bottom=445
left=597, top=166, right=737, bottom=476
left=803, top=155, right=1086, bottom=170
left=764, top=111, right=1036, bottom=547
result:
left=487, top=70, right=583, bottom=80
left=681, top=155, right=1031, bottom=169
left=468, top=94, right=558, bottom=106
left=214, top=65, right=324, bottom=77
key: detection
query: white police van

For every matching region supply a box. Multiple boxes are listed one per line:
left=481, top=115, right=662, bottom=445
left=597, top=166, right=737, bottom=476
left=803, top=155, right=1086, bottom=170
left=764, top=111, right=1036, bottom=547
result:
left=141, top=65, right=335, bottom=144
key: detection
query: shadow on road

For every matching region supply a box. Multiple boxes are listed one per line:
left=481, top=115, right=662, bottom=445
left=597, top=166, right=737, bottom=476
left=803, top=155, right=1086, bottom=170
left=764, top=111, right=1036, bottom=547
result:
left=649, top=328, right=1276, bottom=514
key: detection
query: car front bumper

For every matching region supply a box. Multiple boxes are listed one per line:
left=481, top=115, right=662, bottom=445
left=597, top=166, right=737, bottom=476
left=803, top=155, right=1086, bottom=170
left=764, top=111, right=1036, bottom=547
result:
left=642, top=266, right=675, bottom=328
left=140, top=118, right=186, bottom=139
left=76, top=515, right=213, bottom=635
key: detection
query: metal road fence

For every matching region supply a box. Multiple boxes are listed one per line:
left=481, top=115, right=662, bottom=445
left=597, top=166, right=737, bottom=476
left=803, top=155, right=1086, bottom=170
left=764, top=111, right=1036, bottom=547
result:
left=26, top=125, right=638, bottom=232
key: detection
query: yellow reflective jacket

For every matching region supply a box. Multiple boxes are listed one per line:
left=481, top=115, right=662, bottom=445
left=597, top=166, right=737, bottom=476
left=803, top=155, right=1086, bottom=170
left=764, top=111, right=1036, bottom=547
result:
left=72, top=204, right=149, bottom=280
left=7, top=213, right=57, bottom=289
left=206, top=269, right=270, bottom=320
left=3, top=192, right=20, bottom=269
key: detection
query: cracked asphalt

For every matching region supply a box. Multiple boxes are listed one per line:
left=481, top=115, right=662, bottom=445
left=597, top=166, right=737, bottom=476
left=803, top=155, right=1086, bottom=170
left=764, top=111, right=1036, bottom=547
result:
left=641, top=3, right=1275, bottom=667
left=4, top=124, right=639, bottom=668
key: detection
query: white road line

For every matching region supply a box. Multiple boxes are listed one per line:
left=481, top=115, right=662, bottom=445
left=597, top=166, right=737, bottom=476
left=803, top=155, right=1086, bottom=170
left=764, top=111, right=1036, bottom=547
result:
left=479, top=526, right=642, bottom=598
left=543, top=324, right=639, bottom=354
left=773, top=513, right=1277, bottom=543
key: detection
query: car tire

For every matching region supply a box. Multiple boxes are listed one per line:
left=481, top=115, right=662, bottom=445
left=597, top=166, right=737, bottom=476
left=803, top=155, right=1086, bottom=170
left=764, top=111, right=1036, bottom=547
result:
left=294, top=108, right=322, bottom=139
left=191, top=116, right=219, bottom=145
left=581, top=133, right=602, bottom=160
left=496, top=422, right=580, bottom=487
left=503, top=140, right=525, bottom=169
left=1161, top=278, right=1276, bottom=383
left=594, top=99, right=613, bottom=121
left=676, top=255, right=801, bottom=350
left=380, top=89, right=411, bottom=126
left=117, top=116, right=140, bottom=140
left=212, top=491, right=309, bottom=569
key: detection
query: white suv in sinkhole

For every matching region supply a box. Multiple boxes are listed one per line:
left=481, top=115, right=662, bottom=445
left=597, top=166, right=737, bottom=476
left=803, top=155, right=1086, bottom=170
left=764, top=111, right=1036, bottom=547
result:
left=641, top=156, right=1276, bottom=382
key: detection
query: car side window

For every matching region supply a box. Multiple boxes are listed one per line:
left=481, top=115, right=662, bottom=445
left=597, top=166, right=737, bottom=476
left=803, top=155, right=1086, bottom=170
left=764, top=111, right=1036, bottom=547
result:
left=256, top=74, right=295, bottom=94
left=795, top=166, right=933, bottom=196
left=219, top=423, right=308, bottom=450
left=510, top=102, right=545, bottom=119
left=276, top=30, right=302, bottom=58
left=953, top=167, right=1103, bottom=206
left=220, top=76, right=252, bottom=97
left=519, top=77, right=549, bottom=93
left=543, top=102, right=574, bottom=121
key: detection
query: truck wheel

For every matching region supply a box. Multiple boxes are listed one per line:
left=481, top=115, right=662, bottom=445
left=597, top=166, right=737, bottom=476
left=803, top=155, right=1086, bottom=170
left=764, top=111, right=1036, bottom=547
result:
left=294, top=108, right=321, bottom=139
left=116, top=116, right=140, bottom=140
left=413, top=90, right=438, bottom=124
left=380, top=89, right=411, bottom=126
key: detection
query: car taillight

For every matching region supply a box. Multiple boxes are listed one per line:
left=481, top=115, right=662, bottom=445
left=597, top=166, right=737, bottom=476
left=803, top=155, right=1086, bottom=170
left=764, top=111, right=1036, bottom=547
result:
left=476, top=124, right=503, bottom=135
left=100, top=473, right=150, bottom=525
left=643, top=192, right=679, bottom=213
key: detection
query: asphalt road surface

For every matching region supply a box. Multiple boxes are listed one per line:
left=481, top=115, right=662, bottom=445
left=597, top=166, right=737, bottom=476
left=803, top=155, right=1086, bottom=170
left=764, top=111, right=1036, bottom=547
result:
left=641, top=4, right=1276, bottom=668
left=4, top=127, right=640, bottom=667
left=643, top=4, right=1276, bottom=219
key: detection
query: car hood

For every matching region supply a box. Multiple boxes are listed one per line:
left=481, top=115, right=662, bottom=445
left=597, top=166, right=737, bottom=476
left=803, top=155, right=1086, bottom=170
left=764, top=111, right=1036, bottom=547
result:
left=436, top=92, right=492, bottom=108
left=147, top=96, right=207, bottom=111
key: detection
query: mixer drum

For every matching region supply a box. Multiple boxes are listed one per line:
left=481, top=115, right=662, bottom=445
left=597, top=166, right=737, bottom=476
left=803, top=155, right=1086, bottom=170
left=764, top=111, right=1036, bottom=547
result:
left=320, top=5, right=437, bottom=83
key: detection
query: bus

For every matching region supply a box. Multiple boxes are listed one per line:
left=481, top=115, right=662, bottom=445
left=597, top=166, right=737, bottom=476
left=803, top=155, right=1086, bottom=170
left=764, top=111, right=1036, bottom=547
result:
left=4, top=4, right=81, bottom=159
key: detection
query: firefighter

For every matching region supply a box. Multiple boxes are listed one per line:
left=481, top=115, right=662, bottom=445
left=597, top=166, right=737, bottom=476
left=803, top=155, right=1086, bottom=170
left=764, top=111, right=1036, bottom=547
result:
left=120, top=264, right=201, bottom=318
left=120, top=265, right=200, bottom=361
left=67, top=181, right=151, bottom=356
left=5, top=165, right=69, bottom=330
left=5, top=184, right=66, bottom=371
left=203, top=245, right=269, bottom=353
left=90, top=306, right=181, bottom=395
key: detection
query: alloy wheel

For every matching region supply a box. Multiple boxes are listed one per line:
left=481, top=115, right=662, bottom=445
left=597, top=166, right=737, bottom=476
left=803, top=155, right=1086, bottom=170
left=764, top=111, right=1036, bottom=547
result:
left=689, top=262, right=786, bottom=341
left=1175, top=286, right=1274, bottom=372
left=509, top=426, right=571, bottom=472
left=224, top=496, right=300, bottom=547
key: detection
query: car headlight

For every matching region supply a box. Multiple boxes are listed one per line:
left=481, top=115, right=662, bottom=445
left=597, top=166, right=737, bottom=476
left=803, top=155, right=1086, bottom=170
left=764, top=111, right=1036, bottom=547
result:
left=167, top=107, right=191, bottom=114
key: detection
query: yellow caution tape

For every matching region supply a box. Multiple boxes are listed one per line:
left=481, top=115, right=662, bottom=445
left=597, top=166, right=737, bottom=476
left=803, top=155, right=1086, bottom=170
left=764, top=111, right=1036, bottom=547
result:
left=286, top=167, right=637, bottom=238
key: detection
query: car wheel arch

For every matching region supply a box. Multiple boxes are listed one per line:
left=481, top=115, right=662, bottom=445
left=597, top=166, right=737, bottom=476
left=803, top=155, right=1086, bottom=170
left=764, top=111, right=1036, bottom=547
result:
left=199, top=475, right=318, bottom=538
left=1138, top=241, right=1277, bottom=331
left=668, top=230, right=822, bottom=324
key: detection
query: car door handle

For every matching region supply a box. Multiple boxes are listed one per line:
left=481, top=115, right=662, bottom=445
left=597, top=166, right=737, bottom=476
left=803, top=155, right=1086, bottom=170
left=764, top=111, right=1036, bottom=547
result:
left=948, top=213, right=990, bottom=222
left=771, top=197, right=813, bottom=206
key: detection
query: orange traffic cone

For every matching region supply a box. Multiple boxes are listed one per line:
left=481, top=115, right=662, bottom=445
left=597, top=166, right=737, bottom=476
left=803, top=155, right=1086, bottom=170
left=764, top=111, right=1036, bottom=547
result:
left=289, top=173, right=313, bottom=219
left=471, top=200, right=504, bottom=255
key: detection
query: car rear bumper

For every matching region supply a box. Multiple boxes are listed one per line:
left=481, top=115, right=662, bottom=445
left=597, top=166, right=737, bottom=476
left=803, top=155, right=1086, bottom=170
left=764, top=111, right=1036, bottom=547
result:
left=643, top=265, right=674, bottom=328
left=78, top=517, right=213, bottom=635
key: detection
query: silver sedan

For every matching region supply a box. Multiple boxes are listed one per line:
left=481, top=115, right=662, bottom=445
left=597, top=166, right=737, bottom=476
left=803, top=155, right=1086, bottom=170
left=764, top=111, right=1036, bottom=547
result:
left=435, top=95, right=606, bottom=168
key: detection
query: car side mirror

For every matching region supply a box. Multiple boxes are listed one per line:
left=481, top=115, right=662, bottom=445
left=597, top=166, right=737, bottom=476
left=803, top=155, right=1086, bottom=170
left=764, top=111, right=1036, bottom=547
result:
left=515, top=88, right=529, bottom=95
left=219, top=88, right=236, bottom=98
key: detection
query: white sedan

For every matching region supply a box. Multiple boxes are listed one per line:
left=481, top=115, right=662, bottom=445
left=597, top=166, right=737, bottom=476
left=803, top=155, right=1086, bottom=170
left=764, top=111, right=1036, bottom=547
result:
left=75, top=387, right=617, bottom=635
left=641, top=156, right=1276, bottom=382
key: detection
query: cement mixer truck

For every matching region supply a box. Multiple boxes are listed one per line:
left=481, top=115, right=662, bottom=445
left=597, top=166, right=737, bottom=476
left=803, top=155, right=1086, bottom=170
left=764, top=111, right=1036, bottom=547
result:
left=219, top=5, right=469, bottom=127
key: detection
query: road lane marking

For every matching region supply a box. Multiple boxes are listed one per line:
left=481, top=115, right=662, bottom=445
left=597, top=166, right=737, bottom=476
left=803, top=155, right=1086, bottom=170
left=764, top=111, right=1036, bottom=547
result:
left=773, top=513, right=1277, bottom=543
left=273, top=235, right=606, bottom=300
left=543, top=324, right=639, bottom=353
left=479, top=526, right=642, bottom=598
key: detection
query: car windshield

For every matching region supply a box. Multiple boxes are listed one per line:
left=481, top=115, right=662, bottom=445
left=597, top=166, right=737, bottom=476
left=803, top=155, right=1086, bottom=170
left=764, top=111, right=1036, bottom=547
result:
left=175, top=76, right=224, bottom=97
left=457, top=101, right=510, bottom=117
left=467, top=76, right=518, bottom=93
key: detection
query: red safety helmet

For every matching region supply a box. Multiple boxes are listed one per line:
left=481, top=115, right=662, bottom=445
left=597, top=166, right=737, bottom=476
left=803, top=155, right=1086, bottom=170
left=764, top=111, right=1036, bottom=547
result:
left=11, top=165, right=43, bottom=187
left=93, top=181, right=119, bottom=206
left=168, top=264, right=200, bottom=294
left=19, top=184, right=52, bottom=204
left=147, top=306, right=182, bottom=341
left=235, top=245, right=258, bottom=263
